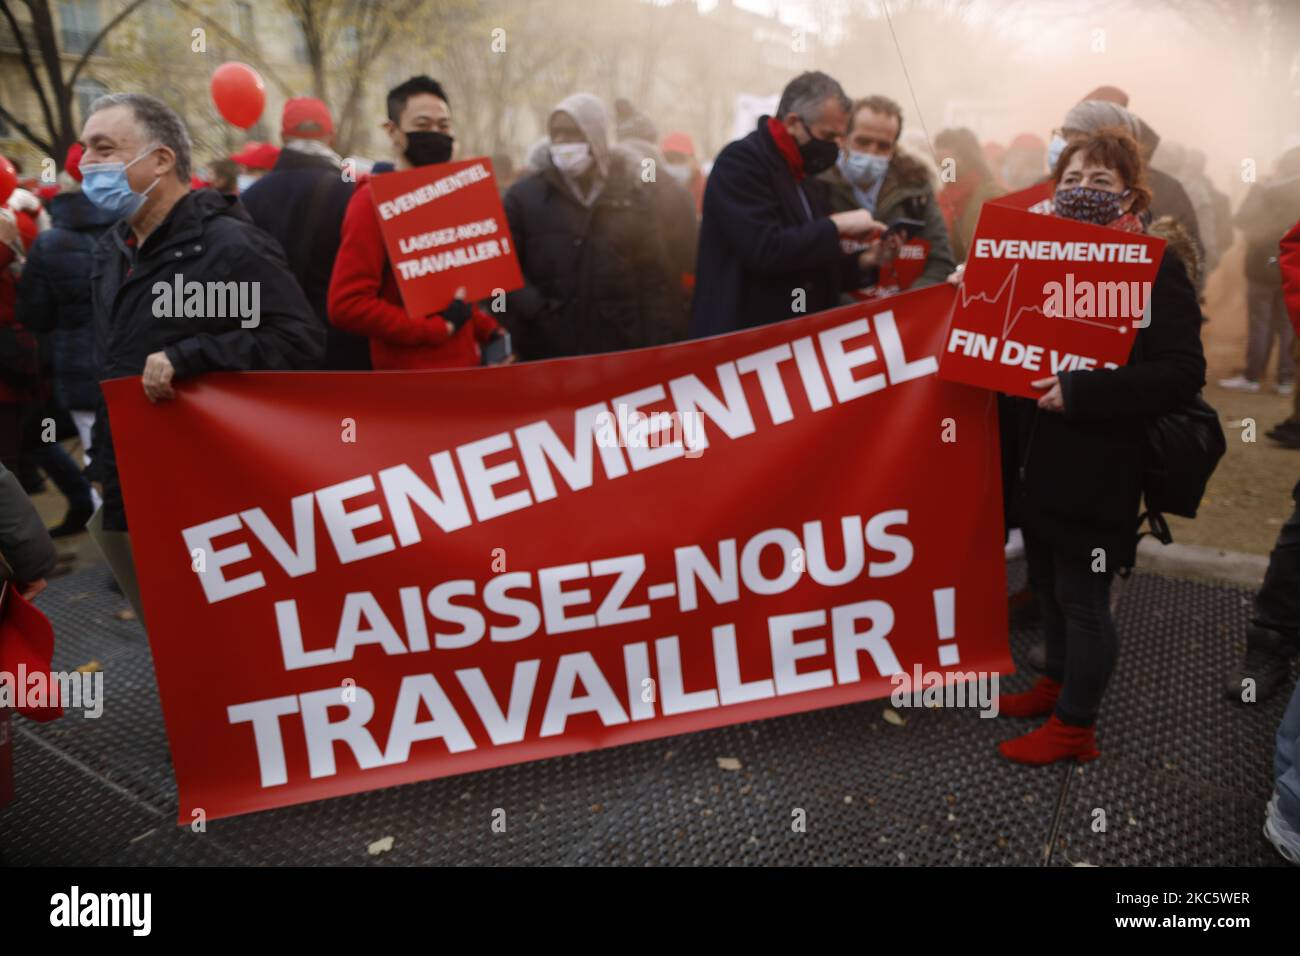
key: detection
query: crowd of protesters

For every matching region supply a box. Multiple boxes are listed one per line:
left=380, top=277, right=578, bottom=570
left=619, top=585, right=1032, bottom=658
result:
left=0, top=67, right=1298, bottom=863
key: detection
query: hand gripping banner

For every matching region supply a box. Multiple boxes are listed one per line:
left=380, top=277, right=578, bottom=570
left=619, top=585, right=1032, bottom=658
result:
left=104, top=282, right=1010, bottom=821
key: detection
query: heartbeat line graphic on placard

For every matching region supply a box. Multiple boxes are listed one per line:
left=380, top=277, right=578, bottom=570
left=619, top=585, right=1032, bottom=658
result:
left=959, top=263, right=1127, bottom=340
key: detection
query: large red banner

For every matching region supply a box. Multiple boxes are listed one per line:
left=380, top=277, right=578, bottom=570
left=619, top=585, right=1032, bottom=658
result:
left=369, top=157, right=523, bottom=317
left=104, top=284, right=1011, bottom=822
left=938, top=203, right=1166, bottom=399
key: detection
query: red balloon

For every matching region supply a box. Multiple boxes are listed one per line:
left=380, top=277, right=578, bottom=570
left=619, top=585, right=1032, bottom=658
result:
left=210, top=62, right=266, bottom=130
left=0, top=157, right=16, bottom=206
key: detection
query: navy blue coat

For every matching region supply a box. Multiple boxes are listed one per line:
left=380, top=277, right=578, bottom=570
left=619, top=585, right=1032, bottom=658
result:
left=690, top=118, right=867, bottom=338
left=240, top=147, right=370, bottom=369
left=15, top=191, right=118, bottom=410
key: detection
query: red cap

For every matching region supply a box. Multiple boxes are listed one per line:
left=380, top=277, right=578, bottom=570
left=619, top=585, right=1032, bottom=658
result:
left=229, top=141, right=281, bottom=170
left=1008, top=133, right=1044, bottom=152
left=281, top=97, right=334, bottom=141
left=660, top=131, right=697, bottom=158
left=0, top=156, right=16, bottom=206
left=65, top=142, right=84, bottom=182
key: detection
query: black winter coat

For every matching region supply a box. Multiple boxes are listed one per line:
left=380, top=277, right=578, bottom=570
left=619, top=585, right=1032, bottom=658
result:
left=1010, top=251, right=1206, bottom=568
left=89, top=188, right=324, bottom=530
left=690, top=118, right=865, bottom=338
left=240, top=147, right=371, bottom=369
left=1235, top=174, right=1300, bottom=284
left=502, top=152, right=682, bottom=361
left=1148, top=168, right=1204, bottom=280
left=15, top=191, right=118, bottom=410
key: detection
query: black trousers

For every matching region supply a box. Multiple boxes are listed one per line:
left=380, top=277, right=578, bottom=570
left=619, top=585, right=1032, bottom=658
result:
left=1255, top=478, right=1300, bottom=642
left=1023, top=530, right=1119, bottom=726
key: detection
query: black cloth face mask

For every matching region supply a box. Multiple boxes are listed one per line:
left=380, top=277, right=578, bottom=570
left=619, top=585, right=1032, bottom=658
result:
left=404, top=130, right=454, bottom=167
left=796, top=116, right=839, bottom=176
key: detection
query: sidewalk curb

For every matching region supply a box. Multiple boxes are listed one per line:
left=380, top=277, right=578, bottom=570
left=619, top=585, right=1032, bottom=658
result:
left=1135, top=538, right=1269, bottom=588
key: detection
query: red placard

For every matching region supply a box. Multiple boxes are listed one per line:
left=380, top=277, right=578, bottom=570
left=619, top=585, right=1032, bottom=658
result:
left=368, top=157, right=524, bottom=318
left=105, top=285, right=1010, bottom=822
left=938, top=203, right=1166, bottom=399
left=842, top=237, right=931, bottom=300
left=989, top=181, right=1054, bottom=215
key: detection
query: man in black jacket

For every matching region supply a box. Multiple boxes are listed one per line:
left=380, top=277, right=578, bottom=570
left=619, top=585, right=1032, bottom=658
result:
left=241, top=98, right=369, bottom=370
left=690, top=71, right=886, bottom=339
left=80, top=92, right=324, bottom=534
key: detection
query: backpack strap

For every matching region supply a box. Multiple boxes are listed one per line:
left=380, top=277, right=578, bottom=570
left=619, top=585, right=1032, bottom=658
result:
left=1135, top=509, right=1172, bottom=547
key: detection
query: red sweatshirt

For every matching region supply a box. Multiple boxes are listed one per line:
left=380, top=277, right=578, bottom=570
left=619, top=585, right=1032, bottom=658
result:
left=327, top=177, right=499, bottom=370
left=1281, top=219, right=1300, bottom=337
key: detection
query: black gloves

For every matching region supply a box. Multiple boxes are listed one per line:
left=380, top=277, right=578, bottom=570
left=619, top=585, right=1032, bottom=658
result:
left=443, top=297, right=473, bottom=332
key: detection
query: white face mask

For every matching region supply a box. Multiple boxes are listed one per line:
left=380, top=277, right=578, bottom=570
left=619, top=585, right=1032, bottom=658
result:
left=1047, top=134, right=1068, bottom=174
left=236, top=174, right=257, bottom=193
left=550, top=142, right=593, bottom=177
left=664, top=161, right=693, bottom=184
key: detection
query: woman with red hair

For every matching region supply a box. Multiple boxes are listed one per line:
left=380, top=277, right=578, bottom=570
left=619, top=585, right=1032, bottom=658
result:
left=992, top=129, right=1207, bottom=764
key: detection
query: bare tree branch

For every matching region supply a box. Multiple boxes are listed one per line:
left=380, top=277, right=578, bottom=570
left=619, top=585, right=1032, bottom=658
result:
left=168, top=0, right=295, bottom=96
left=1, top=0, right=57, bottom=141
left=0, top=99, right=52, bottom=154
left=68, top=0, right=152, bottom=89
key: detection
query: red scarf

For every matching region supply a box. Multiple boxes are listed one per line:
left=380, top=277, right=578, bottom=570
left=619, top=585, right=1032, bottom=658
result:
left=766, top=116, right=805, bottom=181
left=1108, top=212, right=1145, bottom=234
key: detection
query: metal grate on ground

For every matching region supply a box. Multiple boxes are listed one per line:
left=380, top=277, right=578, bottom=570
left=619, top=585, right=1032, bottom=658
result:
left=0, top=562, right=1293, bottom=866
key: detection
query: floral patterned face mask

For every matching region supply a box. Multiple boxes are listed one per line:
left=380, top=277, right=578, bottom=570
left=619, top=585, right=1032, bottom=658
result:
left=1053, top=185, right=1130, bottom=225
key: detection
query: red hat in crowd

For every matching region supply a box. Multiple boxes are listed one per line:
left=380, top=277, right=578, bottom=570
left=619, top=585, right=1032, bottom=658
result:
left=281, top=97, right=334, bottom=141
left=1008, top=133, right=1045, bottom=152
left=0, top=156, right=15, bottom=205
left=661, top=132, right=697, bottom=158
left=1081, top=85, right=1129, bottom=107
left=65, top=142, right=84, bottom=182
left=228, top=141, right=281, bottom=170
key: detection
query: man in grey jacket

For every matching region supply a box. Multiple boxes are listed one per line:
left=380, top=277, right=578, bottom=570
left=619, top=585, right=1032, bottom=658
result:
left=0, top=462, right=57, bottom=598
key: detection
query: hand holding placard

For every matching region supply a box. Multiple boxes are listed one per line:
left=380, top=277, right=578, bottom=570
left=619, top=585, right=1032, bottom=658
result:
left=370, top=158, right=524, bottom=320
left=938, top=204, right=1165, bottom=399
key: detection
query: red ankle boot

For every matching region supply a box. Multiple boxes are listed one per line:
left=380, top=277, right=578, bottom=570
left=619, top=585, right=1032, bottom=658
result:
left=997, top=677, right=1062, bottom=718
left=998, top=715, right=1100, bottom=765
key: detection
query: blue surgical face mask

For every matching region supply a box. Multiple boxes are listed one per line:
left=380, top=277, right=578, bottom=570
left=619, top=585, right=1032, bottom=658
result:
left=79, top=143, right=161, bottom=218
left=838, top=149, right=889, bottom=188
left=1046, top=134, right=1068, bottom=175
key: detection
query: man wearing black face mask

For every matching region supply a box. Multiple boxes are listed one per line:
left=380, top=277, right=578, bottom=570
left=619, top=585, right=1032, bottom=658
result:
left=691, top=71, right=887, bottom=338
left=328, top=75, right=506, bottom=370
